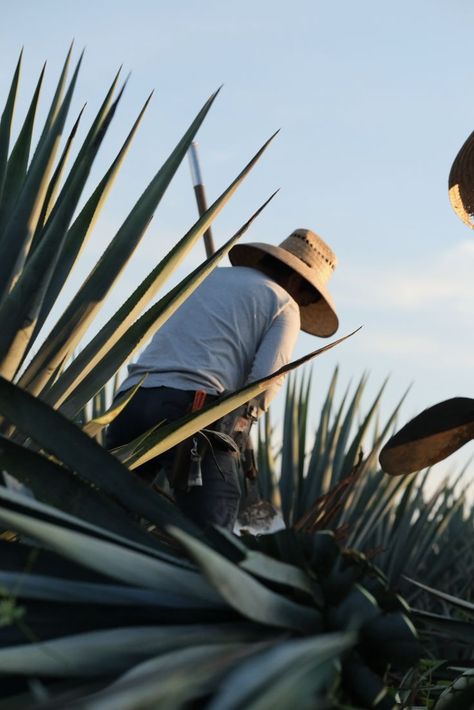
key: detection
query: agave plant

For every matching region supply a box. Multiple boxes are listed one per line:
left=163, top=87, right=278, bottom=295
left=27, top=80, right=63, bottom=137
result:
left=0, top=48, right=417, bottom=710
left=0, top=477, right=419, bottom=708
left=256, top=368, right=474, bottom=603
left=0, top=385, right=418, bottom=708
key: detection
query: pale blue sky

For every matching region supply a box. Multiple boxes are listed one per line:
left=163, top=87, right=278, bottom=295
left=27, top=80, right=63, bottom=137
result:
left=1, top=0, right=473, bottom=475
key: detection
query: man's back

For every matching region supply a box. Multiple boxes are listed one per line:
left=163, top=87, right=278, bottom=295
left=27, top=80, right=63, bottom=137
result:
left=121, top=265, right=300, bottom=401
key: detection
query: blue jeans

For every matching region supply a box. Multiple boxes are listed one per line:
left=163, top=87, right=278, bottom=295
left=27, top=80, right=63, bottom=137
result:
left=105, top=386, right=241, bottom=531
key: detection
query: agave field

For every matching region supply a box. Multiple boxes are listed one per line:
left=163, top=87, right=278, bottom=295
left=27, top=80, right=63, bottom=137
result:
left=0, top=48, right=473, bottom=709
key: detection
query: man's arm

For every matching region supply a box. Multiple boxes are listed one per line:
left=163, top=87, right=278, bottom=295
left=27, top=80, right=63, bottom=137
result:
left=245, top=300, right=300, bottom=414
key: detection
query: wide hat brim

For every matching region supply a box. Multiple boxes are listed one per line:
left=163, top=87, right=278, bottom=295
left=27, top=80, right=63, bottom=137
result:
left=229, top=242, right=339, bottom=337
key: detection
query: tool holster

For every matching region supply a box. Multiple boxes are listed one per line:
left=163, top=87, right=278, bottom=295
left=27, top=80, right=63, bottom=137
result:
left=171, top=395, right=259, bottom=491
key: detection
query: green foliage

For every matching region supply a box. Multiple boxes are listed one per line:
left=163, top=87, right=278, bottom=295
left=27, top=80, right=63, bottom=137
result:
left=0, top=486, right=418, bottom=707
left=396, top=584, right=474, bottom=709
left=0, top=586, right=25, bottom=629
left=0, top=47, right=469, bottom=709
left=257, top=368, right=474, bottom=604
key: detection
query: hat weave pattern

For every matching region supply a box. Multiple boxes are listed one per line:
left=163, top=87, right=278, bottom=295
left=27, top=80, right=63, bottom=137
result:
left=280, top=230, right=337, bottom=280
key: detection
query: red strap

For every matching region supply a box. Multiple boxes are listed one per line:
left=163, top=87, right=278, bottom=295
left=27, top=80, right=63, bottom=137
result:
left=192, top=390, right=207, bottom=412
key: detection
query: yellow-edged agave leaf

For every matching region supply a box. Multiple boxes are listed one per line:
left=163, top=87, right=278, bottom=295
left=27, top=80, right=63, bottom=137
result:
left=379, top=397, right=474, bottom=475
left=0, top=53, right=83, bottom=301
left=46, top=135, right=278, bottom=409
left=25, top=93, right=150, bottom=354
left=16, top=83, right=134, bottom=373
left=58, top=193, right=278, bottom=419
left=169, top=526, right=321, bottom=632
left=30, top=69, right=127, bottom=252
left=0, top=50, right=22, bottom=214
left=121, top=329, right=360, bottom=469
left=0, top=375, right=199, bottom=534
left=0, top=82, right=123, bottom=381
left=0, top=63, right=45, bottom=240
left=0, top=44, right=73, bottom=238
left=83, top=377, right=146, bottom=438
left=29, top=104, right=86, bottom=253
left=19, top=90, right=220, bottom=397
left=26, top=69, right=123, bottom=262
left=34, top=42, right=74, bottom=155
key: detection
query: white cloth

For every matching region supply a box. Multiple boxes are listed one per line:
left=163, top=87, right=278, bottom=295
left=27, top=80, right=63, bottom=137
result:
left=119, top=266, right=300, bottom=412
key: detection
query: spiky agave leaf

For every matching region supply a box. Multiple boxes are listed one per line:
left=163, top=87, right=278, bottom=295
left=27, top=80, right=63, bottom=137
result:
left=82, top=377, right=146, bottom=439
left=18, top=88, right=221, bottom=397
left=0, top=52, right=84, bottom=302
left=53, top=193, right=279, bottom=422
left=0, top=375, right=199, bottom=535
left=43, top=135, right=279, bottom=411
left=0, top=50, right=23, bottom=217
left=26, top=89, right=147, bottom=350
left=256, top=367, right=474, bottom=608
left=0, top=434, right=164, bottom=545
left=0, top=62, right=46, bottom=238
left=0, top=74, right=124, bottom=380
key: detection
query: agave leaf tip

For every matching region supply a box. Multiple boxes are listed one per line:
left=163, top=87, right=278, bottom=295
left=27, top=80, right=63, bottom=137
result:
left=261, top=189, right=280, bottom=208
left=119, top=69, right=130, bottom=91
left=260, top=130, right=280, bottom=152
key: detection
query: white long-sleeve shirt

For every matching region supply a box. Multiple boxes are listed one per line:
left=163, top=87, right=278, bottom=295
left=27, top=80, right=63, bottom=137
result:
left=119, top=266, right=300, bottom=412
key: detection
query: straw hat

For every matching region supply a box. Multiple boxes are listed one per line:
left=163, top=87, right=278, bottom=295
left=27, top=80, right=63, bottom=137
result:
left=229, top=228, right=339, bottom=337
left=448, top=130, right=474, bottom=229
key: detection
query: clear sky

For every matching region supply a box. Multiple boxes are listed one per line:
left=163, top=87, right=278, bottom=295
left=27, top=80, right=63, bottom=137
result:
left=1, top=0, right=473, bottom=477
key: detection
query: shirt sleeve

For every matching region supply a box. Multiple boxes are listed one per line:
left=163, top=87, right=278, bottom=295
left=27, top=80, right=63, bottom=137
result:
left=245, top=299, right=300, bottom=414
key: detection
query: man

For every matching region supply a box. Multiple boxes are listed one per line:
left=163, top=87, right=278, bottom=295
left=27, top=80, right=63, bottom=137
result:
left=106, top=228, right=339, bottom=530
